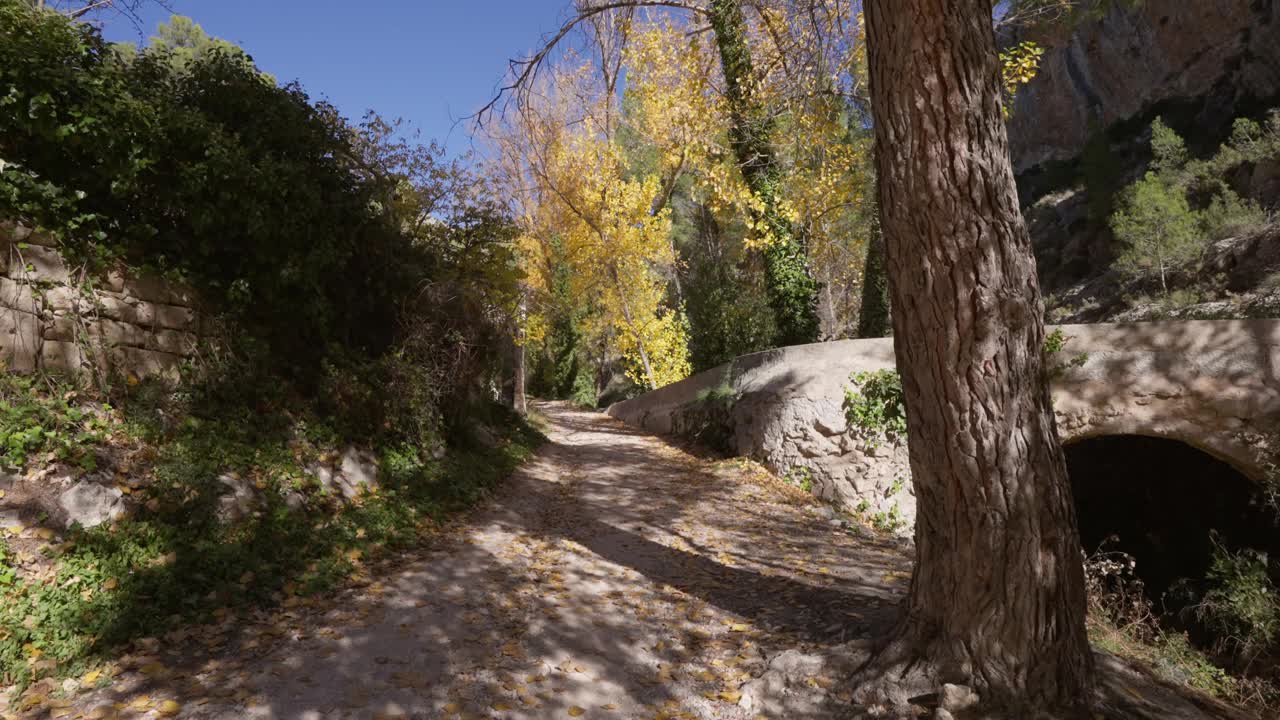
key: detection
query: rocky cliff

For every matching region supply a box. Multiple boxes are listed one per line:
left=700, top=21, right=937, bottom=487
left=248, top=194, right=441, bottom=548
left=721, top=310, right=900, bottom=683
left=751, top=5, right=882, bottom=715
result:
left=1007, top=0, right=1280, bottom=179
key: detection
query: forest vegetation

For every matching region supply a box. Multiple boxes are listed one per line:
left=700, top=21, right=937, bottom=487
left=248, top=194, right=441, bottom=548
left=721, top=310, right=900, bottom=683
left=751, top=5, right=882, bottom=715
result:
left=0, top=0, right=1279, bottom=718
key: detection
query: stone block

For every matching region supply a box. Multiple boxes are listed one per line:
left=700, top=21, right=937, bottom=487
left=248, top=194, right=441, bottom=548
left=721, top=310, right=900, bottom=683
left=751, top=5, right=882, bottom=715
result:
left=94, top=318, right=146, bottom=348
left=59, top=480, right=125, bottom=529
left=122, top=273, right=174, bottom=305
left=147, top=328, right=197, bottom=356
left=148, top=302, right=196, bottom=331
left=306, top=448, right=380, bottom=500
left=111, top=346, right=182, bottom=380
left=41, top=341, right=84, bottom=374
left=103, top=268, right=126, bottom=293
left=95, top=295, right=139, bottom=324
left=0, top=220, right=32, bottom=244
left=340, top=447, right=380, bottom=495
left=43, top=314, right=77, bottom=342
left=0, top=277, right=38, bottom=314
left=0, top=307, right=41, bottom=373
left=42, top=284, right=83, bottom=313
left=23, top=228, right=58, bottom=248
left=9, top=244, right=70, bottom=283
left=216, top=472, right=257, bottom=524
left=166, top=281, right=199, bottom=307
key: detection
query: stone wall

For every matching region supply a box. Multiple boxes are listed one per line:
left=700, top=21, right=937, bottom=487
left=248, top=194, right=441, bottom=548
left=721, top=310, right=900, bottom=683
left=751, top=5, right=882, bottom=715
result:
left=608, top=320, right=1280, bottom=535
left=0, top=221, right=206, bottom=380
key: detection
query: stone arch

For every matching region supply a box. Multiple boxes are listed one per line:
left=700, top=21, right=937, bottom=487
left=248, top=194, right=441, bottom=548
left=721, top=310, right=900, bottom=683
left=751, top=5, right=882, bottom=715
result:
left=1063, top=433, right=1277, bottom=601
left=1059, top=423, right=1267, bottom=485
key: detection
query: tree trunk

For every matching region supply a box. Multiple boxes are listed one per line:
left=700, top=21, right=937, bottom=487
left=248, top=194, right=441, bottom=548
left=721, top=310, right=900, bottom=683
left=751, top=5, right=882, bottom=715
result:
left=512, top=339, right=528, bottom=415
left=855, top=217, right=891, bottom=338
left=707, top=0, right=820, bottom=347
left=512, top=292, right=528, bottom=416
left=861, top=0, right=1094, bottom=714
left=609, top=267, right=658, bottom=390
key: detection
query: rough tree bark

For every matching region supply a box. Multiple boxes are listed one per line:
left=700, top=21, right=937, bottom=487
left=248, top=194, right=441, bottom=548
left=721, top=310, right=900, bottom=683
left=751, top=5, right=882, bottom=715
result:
left=707, top=0, right=821, bottom=347
left=861, top=0, right=1094, bottom=714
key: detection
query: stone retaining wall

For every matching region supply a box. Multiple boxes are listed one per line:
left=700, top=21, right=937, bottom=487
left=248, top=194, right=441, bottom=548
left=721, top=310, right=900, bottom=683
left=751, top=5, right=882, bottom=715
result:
left=0, top=221, right=207, bottom=379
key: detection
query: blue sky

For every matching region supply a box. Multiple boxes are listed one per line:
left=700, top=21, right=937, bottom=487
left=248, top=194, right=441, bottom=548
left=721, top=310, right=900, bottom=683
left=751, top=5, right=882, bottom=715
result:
left=103, top=1, right=570, bottom=155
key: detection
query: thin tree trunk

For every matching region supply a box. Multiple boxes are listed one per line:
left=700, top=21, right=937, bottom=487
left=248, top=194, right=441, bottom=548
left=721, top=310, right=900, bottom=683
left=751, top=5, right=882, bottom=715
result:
left=707, top=0, right=820, bottom=347
left=609, top=266, right=658, bottom=390
left=512, top=292, right=528, bottom=415
left=861, top=0, right=1094, bottom=714
left=855, top=218, right=890, bottom=338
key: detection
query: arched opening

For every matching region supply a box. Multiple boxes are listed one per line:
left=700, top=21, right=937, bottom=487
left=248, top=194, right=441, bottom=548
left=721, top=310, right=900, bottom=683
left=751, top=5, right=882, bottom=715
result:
left=1066, top=434, right=1277, bottom=605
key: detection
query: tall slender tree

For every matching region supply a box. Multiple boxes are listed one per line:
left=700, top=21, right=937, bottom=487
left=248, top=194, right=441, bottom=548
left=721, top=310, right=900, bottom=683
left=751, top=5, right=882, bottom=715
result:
left=860, top=0, right=1094, bottom=714
left=706, top=0, right=820, bottom=346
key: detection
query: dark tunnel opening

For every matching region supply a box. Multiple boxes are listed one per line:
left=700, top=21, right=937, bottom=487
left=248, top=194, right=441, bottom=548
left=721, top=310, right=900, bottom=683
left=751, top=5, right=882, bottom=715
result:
left=1065, top=435, right=1280, bottom=622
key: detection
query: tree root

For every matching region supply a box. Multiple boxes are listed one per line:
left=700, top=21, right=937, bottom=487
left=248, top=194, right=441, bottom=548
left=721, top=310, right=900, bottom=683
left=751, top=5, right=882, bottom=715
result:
left=847, top=630, right=1254, bottom=720
left=848, top=625, right=1091, bottom=720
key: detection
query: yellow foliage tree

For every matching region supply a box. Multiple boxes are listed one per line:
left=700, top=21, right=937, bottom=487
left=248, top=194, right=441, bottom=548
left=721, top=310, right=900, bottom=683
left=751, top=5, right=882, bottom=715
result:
left=486, top=61, right=691, bottom=391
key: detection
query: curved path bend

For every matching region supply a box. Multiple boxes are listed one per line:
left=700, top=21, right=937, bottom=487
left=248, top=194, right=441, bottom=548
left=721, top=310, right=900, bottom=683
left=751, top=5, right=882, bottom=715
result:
left=47, top=402, right=904, bottom=720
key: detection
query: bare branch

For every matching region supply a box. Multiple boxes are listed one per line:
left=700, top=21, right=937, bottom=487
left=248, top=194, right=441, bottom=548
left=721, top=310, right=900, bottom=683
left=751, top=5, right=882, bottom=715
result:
left=470, top=0, right=706, bottom=127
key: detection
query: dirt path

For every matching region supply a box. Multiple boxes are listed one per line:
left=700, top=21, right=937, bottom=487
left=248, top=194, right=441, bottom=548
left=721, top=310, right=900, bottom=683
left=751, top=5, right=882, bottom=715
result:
left=22, top=401, right=909, bottom=720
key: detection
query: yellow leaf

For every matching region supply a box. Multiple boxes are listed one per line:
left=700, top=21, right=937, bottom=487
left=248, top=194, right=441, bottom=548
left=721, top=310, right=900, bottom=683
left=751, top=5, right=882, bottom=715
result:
left=492, top=701, right=513, bottom=711
left=82, top=669, right=102, bottom=684
left=718, top=690, right=742, bottom=703
left=568, top=707, right=586, bottom=717
left=103, top=578, right=119, bottom=591
left=157, top=700, right=182, bottom=716
left=600, top=704, right=618, bottom=711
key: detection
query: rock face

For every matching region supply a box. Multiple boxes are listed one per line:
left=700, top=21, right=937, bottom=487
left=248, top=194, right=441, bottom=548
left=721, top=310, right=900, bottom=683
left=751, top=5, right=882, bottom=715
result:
left=1007, top=0, right=1280, bottom=176
left=608, top=320, right=1280, bottom=533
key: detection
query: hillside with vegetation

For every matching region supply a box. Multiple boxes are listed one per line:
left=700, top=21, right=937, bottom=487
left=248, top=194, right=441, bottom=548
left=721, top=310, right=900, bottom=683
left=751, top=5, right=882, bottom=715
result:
left=0, top=0, right=541, bottom=694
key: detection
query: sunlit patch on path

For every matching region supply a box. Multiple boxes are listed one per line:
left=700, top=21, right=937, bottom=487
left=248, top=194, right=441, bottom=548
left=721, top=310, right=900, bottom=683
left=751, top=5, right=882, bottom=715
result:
left=13, top=402, right=909, bottom=719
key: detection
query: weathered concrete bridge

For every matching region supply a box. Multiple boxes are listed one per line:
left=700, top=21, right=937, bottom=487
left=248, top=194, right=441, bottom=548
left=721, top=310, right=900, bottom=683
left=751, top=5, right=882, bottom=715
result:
left=608, top=320, right=1280, bottom=531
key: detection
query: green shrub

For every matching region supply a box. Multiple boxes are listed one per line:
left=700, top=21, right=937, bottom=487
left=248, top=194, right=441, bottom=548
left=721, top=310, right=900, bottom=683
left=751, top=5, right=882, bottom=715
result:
left=0, top=374, right=109, bottom=470
left=1200, top=189, right=1268, bottom=241
left=1110, top=172, right=1203, bottom=294
left=843, top=369, right=906, bottom=440
left=1043, top=327, right=1088, bottom=377
left=0, top=373, right=544, bottom=688
left=1198, top=536, right=1280, bottom=662
left=0, top=3, right=479, bottom=374
left=784, top=466, right=813, bottom=493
